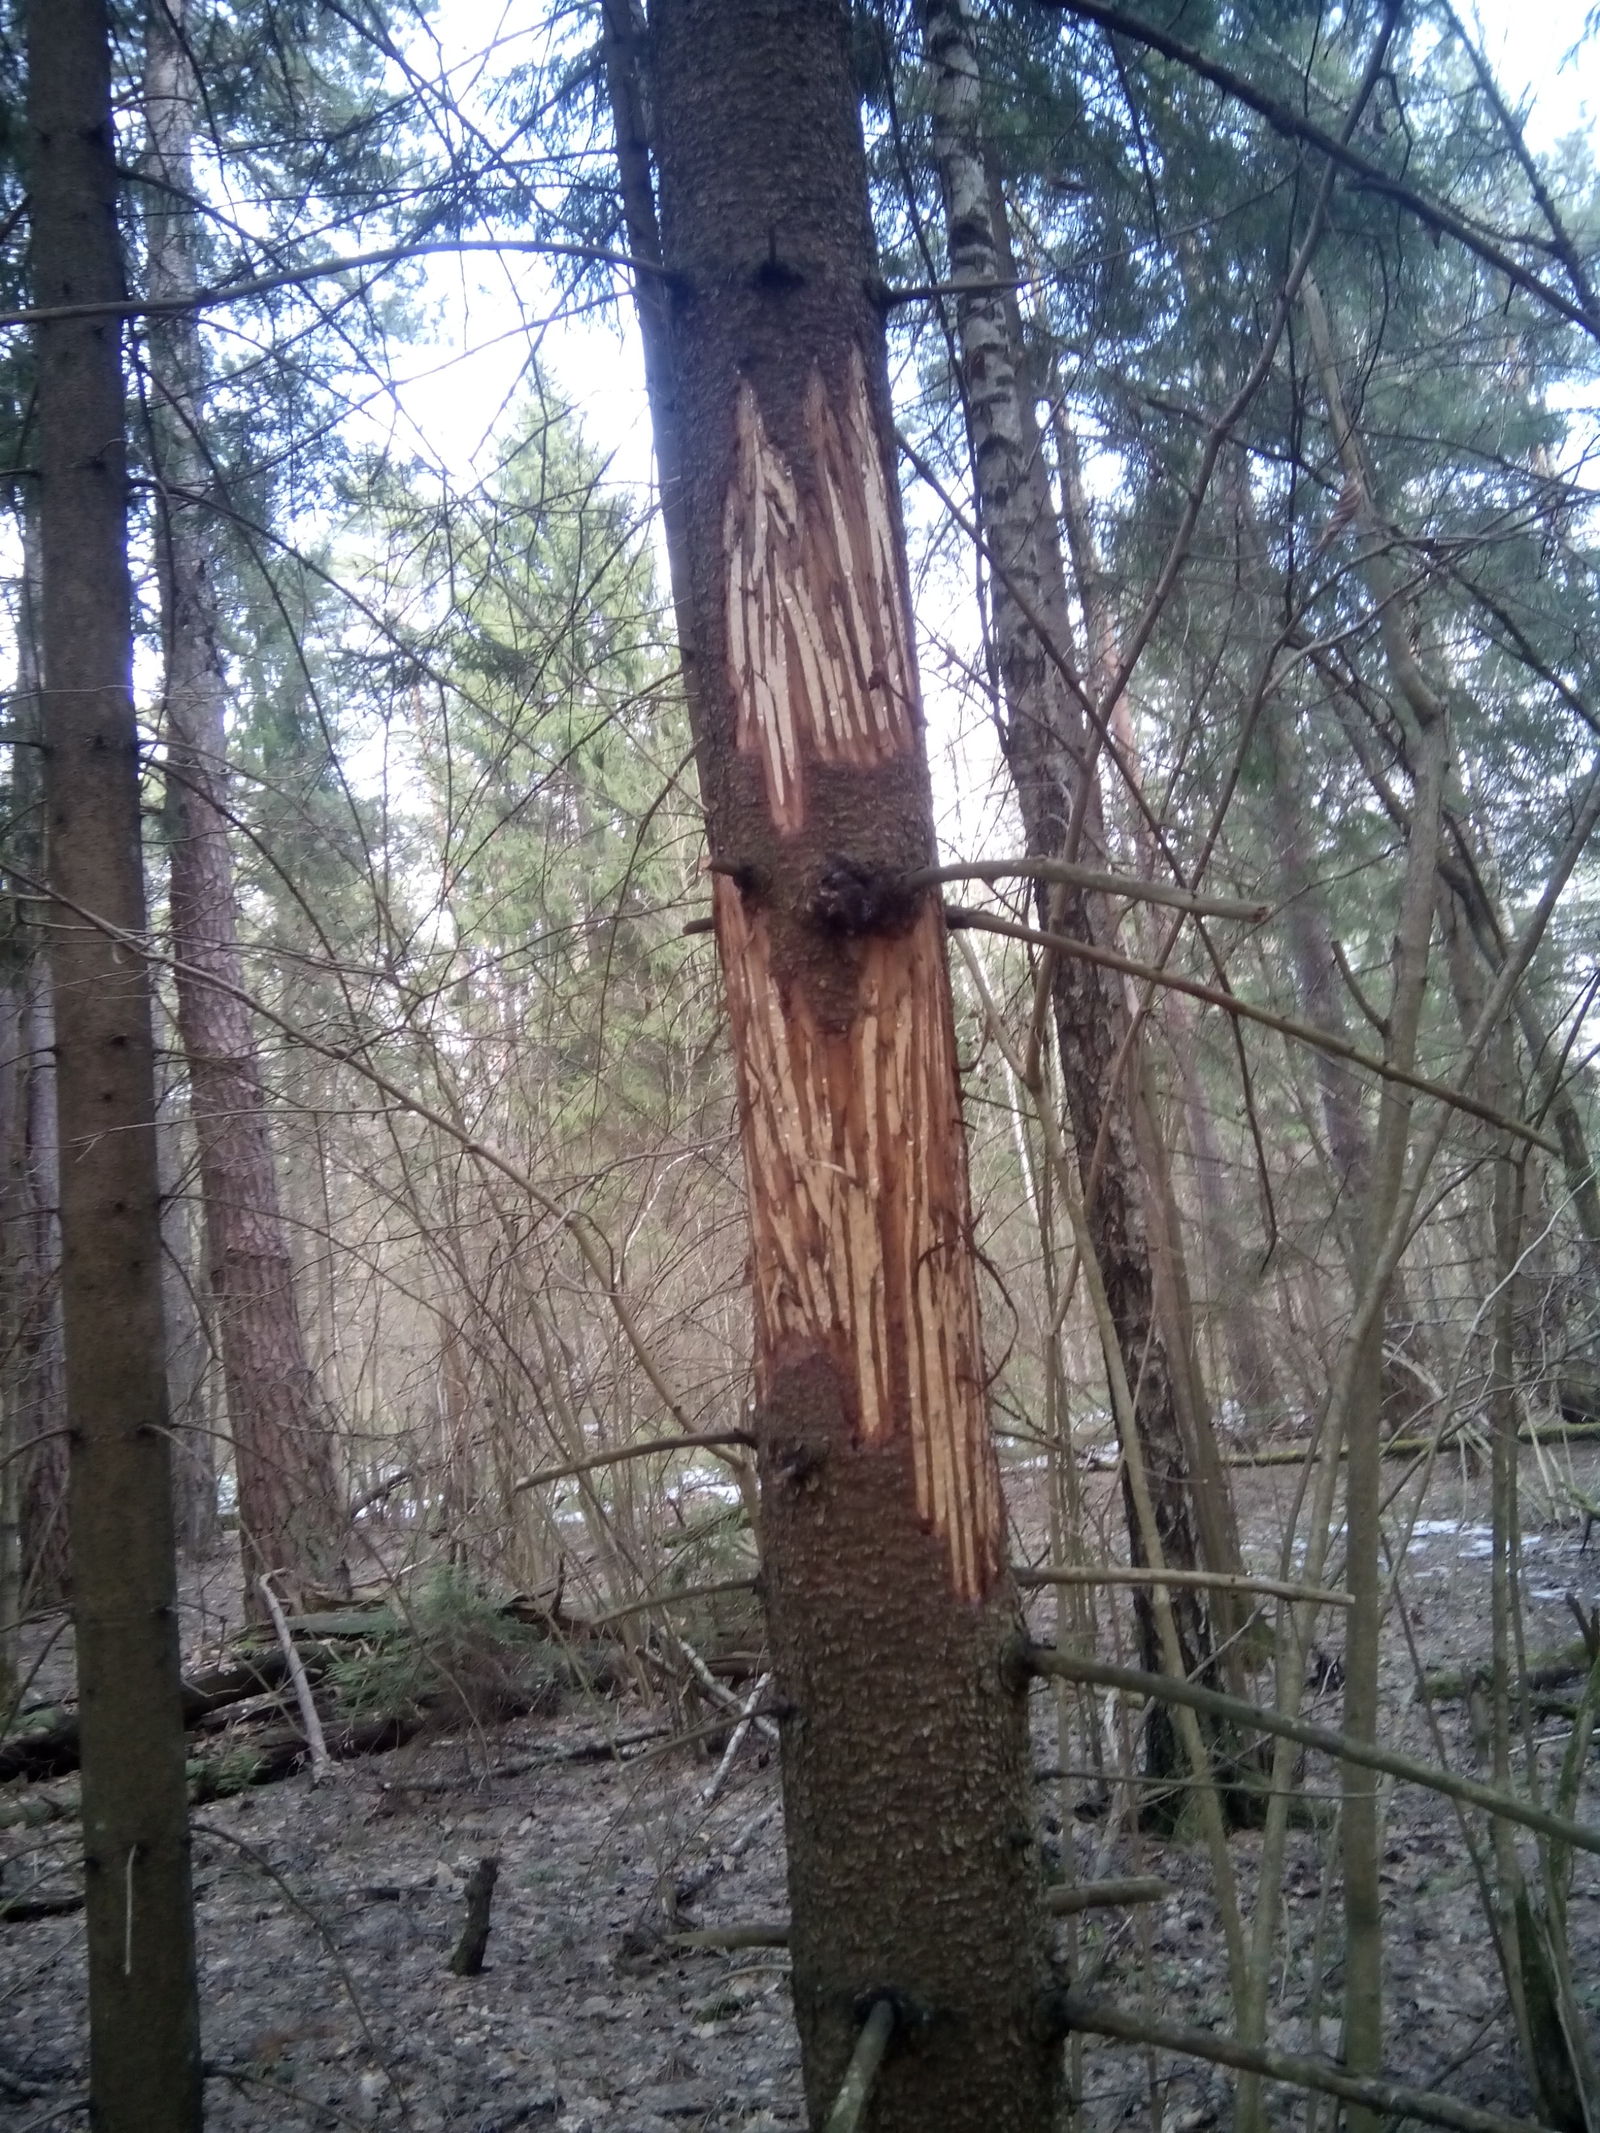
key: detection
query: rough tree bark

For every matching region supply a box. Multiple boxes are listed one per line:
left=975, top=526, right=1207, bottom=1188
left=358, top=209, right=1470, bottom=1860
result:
left=632, top=3, right=1062, bottom=2124
left=144, top=0, right=340, bottom=1612
left=921, top=0, right=1240, bottom=1777
left=0, top=507, right=69, bottom=1626
left=26, top=0, right=203, bottom=2120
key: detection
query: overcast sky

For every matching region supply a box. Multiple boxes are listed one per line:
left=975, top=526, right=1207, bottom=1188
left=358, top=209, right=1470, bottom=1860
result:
left=382, top=2, right=1598, bottom=497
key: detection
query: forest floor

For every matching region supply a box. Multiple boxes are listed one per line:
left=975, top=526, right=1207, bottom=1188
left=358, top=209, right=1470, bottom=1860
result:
left=2, top=1444, right=1599, bottom=2133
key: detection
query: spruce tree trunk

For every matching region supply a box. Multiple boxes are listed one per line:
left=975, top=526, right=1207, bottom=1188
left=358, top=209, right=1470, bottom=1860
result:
left=641, top=4, right=1060, bottom=2124
left=26, top=0, right=202, bottom=2121
left=144, top=0, right=340, bottom=1612
left=1, top=508, right=69, bottom=1616
left=921, top=0, right=1227, bottom=1771
left=0, top=966, right=22, bottom=1697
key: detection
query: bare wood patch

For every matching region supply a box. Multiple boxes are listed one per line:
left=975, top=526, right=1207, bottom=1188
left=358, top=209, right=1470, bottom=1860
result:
left=714, top=879, right=1000, bottom=1599
left=722, top=353, right=917, bottom=834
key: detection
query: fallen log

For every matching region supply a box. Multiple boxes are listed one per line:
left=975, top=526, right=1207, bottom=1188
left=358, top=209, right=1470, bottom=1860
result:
left=0, top=1778, right=78, bottom=1829
left=1420, top=1640, right=1597, bottom=1703
left=185, top=1668, right=575, bottom=1800
left=0, top=1885, right=84, bottom=1924
left=4, top=1710, right=429, bottom=1820
left=187, top=1711, right=423, bottom=1801
left=0, top=1649, right=323, bottom=1783
left=1223, top=1420, right=1600, bottom=1468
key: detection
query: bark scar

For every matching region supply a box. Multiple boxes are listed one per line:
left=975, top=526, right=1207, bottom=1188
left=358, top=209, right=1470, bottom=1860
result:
left=722, top=351, right=918, bottom=836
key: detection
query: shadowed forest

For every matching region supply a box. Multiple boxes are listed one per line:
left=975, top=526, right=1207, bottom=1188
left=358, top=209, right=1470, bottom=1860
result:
left=2, top=3, right=1599, bottom=2131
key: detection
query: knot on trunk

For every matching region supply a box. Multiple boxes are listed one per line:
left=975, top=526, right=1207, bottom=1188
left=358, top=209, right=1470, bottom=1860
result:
left=804, top=854, right=915, bottom=936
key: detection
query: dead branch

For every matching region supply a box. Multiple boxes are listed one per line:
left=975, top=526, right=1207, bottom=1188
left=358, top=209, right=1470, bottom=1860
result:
left=511, top=1431, right=753, bottom=1495
left=1016, top=1564, right=1351, bottom=1608
left=1060, top=1991, right=1558, bottom=2133
left=1030, top=1648, right=1600, bottom=1857
left=948, top=905, right=1557, bottom=1153
left=907, top=856, right=1269, bottom=925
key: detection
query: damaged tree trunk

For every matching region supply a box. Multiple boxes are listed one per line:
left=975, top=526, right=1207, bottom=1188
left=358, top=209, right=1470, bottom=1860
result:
left=635, top=3, right=1060, bottom=2125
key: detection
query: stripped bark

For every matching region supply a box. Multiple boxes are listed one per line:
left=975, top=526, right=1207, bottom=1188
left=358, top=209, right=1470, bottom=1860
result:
left=630, top=4, right=1061, bottom=2123
left=144, top=0, right=340, bottom=1613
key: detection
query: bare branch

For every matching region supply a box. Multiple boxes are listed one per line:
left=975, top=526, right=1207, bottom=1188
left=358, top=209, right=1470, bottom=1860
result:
left=945, top=905, right=1558, bottom=1153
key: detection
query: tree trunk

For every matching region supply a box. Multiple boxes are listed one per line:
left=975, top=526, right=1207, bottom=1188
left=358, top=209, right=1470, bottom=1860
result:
left=1302, top=275, right=1450, bottom=2129
left=1178, top=1043, right=1280, bottom=1430
left=144, top=0, right=340, bottom=1613
left=0, top=950, right=22, bottom=1700
left=26, top=0, right=202, bottom=2121
left=922, top=0, right=1228, bottom=1776
left=157, top=1107, right=220, bottom=1557
left=0, top=506, right=69, bottom=1623
left=636, top=4, right=1061, bottom=2125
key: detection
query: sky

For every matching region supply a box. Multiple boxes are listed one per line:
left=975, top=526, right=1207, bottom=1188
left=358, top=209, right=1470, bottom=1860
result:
left=343, top=0, right=1597, bottom=856
left=376, top=0, right=1600, bottom=499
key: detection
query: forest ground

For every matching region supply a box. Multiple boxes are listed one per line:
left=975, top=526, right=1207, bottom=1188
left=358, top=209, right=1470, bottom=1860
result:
left=2, top=1447, right=1598, bottom=2133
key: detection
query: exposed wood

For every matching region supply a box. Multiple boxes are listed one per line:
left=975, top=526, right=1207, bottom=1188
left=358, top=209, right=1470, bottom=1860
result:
left=702, top=1671, right=773, bottom=1805
left=641, top=4, right=1060, bottom=2122
left=257, top=1574, right=332, bottom=1783
left=821, top=1998, right=896, bottom=2133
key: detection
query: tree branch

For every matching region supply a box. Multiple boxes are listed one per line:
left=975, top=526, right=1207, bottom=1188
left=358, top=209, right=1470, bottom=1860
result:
left=907, top=856, right=1268, bottom=925
left=1034, top=0, right=1600, bottom=342
left=0, top=237, right=671, bottom=332
left=1029, top=1648, right=1600, bottom=1856
left=511, top=1432, right=753, bottom=1496
left=1059, top=1993, right=1560, bottom=2133
left=945, top=905, right=1556, bottom=1153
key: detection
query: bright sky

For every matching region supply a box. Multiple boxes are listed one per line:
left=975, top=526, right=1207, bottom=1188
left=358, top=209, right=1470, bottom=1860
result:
left=344, top=0, right=1596, bottom=856
left=378, top=0, right=1599, bottom=496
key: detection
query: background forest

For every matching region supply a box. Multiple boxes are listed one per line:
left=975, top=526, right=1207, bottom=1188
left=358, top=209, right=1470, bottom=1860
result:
left=2, top=2, right=1600, bottom=2131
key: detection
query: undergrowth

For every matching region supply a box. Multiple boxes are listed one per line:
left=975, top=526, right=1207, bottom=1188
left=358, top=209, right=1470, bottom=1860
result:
left=327, top=1569, right=562, bottom=1728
